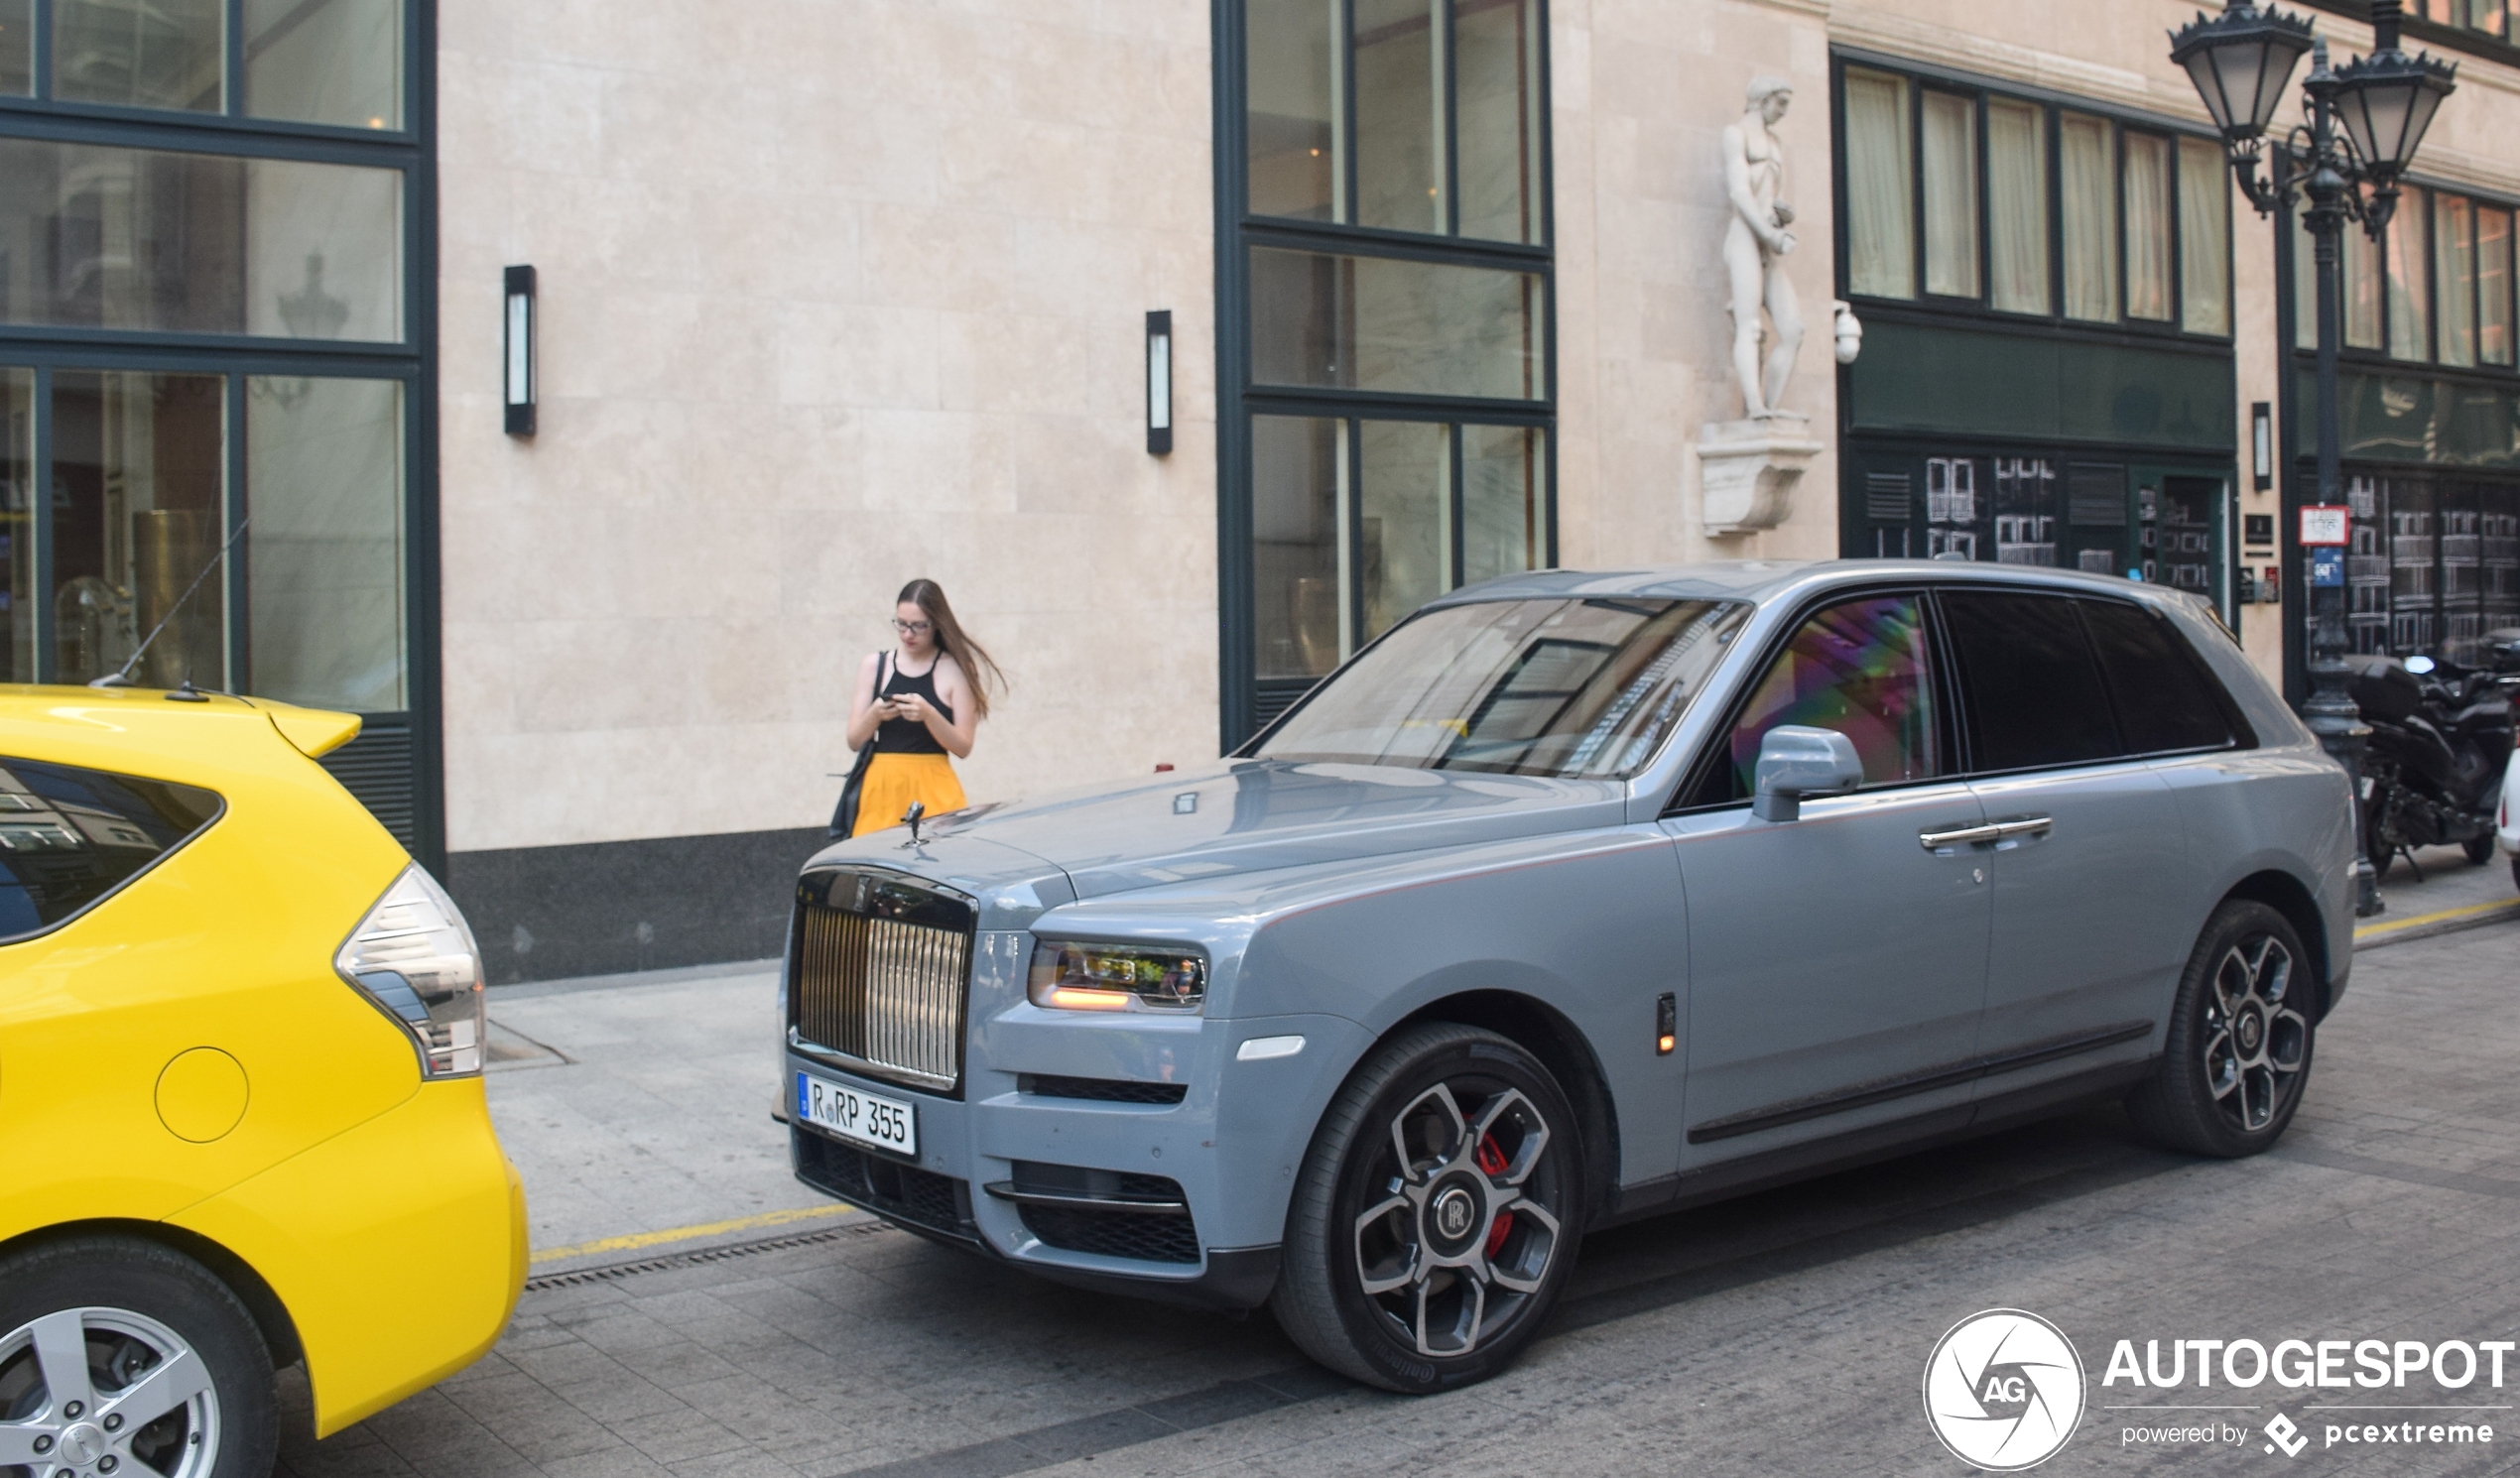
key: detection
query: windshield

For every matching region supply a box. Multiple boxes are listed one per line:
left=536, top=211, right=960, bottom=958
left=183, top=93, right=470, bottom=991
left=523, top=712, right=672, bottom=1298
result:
left=1255, top=597, right=1750, bottom=779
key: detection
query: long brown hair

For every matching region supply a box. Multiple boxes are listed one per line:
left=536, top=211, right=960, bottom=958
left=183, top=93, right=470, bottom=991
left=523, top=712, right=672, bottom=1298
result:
left=899, top=578, right=1004, bottom=719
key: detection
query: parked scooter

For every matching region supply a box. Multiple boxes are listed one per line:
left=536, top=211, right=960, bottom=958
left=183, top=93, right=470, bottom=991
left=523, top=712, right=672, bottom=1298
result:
left=2347, top=648, right=2517, bottom=878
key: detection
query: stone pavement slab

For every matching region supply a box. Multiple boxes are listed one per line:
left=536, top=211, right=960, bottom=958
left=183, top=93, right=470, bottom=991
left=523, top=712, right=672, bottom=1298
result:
left=278, top=916, right=2520, bottom=1477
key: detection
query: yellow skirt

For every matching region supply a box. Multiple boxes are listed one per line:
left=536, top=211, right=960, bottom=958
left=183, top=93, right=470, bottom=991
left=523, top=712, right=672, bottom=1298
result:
left=852, top=752, right=966, bottom=837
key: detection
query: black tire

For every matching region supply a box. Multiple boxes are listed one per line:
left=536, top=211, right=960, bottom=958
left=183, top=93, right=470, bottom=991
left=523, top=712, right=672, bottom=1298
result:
left=2464, top=834, right=2496, bottom=866
left=1270, top=1023, right=1586, bottom=1394
left=0, top=1235, right=278, bottom=1478
left=2125, top=900, right=2317, bottom=1158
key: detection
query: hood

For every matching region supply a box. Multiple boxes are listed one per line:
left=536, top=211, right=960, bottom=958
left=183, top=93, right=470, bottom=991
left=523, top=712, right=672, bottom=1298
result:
left=907, top=759, right=1628, bottom=900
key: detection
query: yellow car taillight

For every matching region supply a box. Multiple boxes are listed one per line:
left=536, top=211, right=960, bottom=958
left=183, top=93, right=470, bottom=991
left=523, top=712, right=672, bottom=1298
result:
left=336, top=865, right=486, bottom=1077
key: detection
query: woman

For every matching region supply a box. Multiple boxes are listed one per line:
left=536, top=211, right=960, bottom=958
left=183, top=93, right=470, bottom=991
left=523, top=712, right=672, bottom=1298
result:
left=844, top=579, right=1003, bottom=838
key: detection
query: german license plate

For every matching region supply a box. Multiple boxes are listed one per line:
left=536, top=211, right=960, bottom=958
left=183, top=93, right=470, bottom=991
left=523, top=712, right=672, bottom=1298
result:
left=795, top=1070, right=917, bottom=1158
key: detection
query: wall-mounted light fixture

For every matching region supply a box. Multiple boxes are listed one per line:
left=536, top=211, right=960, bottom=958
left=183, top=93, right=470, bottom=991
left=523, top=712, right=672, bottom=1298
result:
left=2251, top=401, right=2272, bottom=490
left=504, top=265, right=537, bottom=437
left=1145, top=309, right=1172, bottom=456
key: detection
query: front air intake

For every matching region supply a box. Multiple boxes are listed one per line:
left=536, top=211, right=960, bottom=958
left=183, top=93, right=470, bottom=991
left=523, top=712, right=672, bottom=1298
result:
left=789, top=867, right=975, bottom=1095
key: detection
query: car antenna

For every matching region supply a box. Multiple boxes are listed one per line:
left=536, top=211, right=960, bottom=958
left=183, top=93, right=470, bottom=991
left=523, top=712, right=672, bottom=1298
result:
left=90, top=518, right=250, bottom=691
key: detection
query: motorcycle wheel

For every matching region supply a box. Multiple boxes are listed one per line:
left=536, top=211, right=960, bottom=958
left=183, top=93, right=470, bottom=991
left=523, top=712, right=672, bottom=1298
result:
left=2464, top=835, right=2496, bottom=866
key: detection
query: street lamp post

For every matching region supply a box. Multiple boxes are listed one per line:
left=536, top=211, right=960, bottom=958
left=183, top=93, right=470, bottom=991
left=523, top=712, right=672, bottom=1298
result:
left=2170, top=0, right=2456, bottom=920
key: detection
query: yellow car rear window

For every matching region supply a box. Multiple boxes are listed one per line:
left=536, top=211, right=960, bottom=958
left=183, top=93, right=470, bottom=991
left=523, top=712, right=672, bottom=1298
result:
left=0, top=758, right=223, bottom=943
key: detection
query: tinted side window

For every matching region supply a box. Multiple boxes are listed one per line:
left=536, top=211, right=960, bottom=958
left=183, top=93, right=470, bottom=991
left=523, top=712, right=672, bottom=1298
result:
left=1940, top=590, right=2121, bottom=772
left=0, top=758, right=223, bottom=943
left=1700, top=593, right=1942, bottom=803
left=2079, top=599, right=2241, bottom=754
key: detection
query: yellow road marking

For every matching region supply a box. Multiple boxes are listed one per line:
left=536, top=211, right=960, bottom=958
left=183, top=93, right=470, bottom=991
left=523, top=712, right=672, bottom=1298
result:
left=530, top=1202, right=859, bottom=1266
left=2354, top=897, right=2520, bottom=941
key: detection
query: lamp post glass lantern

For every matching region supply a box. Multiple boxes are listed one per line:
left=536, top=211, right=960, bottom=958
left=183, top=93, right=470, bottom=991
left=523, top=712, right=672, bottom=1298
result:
left=2170, top=0, right=2457, bottom=918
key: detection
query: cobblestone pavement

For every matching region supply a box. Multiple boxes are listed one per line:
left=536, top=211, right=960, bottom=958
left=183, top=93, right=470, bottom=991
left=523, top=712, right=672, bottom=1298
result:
left=277, top=917, right=2520, bottom=1478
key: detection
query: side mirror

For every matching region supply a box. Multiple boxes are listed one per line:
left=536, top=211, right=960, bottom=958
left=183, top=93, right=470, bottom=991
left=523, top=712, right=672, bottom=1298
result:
left=1751, top=725, right=1864, bottom=822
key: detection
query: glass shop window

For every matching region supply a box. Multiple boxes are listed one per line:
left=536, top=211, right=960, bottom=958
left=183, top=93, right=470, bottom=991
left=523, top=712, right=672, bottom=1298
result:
left=1922, top=91, right=1979, bottom=300
left=1986, top=98, right=2049, bottom=314
left=0, top=138, right=403, bottom=341
left=2060, top=112, right=2118, bottom=323
left=245, top=0, right=402, bottom=130
left=51, top=372, right=228, bottom=688
left=2123, top=132, right=2174, bottom=322
left=2484, top=206, right=2515, bottom=367
left=54, top=0, right=223, bottom=112
left=1, top=0, right=29, bottom=95
left=1250, top=246, right=1543, bottom=401
left=2, top=368, right=28, bottom=682
left=1246, top=0, right=1544, bottom=245
left=2179, top=137, right=2230, bottom=334
left=2436, top=192, right=2476, bottom=367
left=1843, top=67, right=1915, bottom=301
left=2387, top=186, right=2429, bottom=362
left=244, top=377, right=406, bottom=711
left=1250, top=414, right=1545, bottom=682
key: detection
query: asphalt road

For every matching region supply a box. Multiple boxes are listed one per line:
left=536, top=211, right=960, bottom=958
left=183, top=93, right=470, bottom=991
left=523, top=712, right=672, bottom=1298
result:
left=276, top=909, right=2520, bottom=1478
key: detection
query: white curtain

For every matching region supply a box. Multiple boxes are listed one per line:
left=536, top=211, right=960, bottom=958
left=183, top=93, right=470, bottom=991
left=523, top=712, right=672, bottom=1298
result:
left=2123, top=133, right=2172, bottom=321
left=2345, top=202, right=2383, bottom=347
left=2179, top=137, right=2230, bottom=334
left=2435, top=192, right=2474, bottom=367
left=2483, top=208, right=2514, bottom=366
left=1922, top=91, right=1978, bottom=298
left=2060, top=113, right=2117, bottom=321
left=1987, top=99, right=2048, bottom=313
left=1844, top=70, right=1915, bottom=300
left=2387, top=187, right=2429, bottom=360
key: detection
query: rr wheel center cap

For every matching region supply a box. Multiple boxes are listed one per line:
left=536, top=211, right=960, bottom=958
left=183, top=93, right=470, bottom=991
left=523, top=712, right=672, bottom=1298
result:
left=2236, top=1008, right=2264, bottom=1054
left=1429, top=1183, right=1480, bottom=1249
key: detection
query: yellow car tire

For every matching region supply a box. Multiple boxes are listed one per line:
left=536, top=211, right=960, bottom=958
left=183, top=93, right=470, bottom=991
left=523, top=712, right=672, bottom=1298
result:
left=0, top=1235, right=278, bottom=1478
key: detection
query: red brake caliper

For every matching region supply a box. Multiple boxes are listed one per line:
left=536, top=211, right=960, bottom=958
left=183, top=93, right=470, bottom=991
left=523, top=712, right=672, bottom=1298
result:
left=1476, top=1134, right=1514, bottom=1258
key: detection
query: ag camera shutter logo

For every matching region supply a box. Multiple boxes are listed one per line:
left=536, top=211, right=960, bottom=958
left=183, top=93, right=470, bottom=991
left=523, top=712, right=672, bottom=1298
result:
left=1924, top=1309, right=2088, bottom=1470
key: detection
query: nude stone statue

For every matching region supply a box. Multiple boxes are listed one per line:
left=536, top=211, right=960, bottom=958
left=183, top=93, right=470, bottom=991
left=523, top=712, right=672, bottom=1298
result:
left=1722, top=77, right=1805, bottom=420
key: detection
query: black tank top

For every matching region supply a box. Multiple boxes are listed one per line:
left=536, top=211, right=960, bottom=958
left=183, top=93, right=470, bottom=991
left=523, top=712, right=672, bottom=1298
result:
left=874, top=658, right=954, bottom=755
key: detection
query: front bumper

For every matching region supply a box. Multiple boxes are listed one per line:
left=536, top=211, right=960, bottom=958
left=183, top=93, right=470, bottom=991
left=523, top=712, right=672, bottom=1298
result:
left=785, top=990, right=1369, bottom=1310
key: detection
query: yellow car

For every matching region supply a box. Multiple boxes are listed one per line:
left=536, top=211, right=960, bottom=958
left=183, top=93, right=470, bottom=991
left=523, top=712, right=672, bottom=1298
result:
left=0, top=685, right=525, bottom=1476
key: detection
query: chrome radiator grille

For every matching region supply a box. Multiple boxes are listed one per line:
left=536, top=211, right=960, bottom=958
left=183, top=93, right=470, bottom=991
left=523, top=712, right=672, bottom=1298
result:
left=790, top=869, right=975, bottom=1093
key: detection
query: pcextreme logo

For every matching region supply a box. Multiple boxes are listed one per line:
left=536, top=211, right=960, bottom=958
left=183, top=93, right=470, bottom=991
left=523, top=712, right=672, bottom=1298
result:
left=1925, top=1309, right=2088, bottom=1471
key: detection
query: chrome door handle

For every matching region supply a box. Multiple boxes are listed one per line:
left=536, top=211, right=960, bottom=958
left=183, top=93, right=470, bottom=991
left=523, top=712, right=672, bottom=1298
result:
left=1918, top=823, right=2001, bottom=850
left=1990, top=815, right=2054, bottom=839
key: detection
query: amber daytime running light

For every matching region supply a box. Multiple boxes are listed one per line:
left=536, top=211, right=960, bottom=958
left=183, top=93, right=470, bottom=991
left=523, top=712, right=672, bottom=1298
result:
left=1029, top=940, right=1206, bottom=1013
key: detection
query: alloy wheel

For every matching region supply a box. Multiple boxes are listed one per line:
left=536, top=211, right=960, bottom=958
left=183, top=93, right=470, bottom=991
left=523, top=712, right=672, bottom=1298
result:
left=2201, top=934, right=2309, bottom=1135
left=0, top=1305, right=221, bottom=1477
left=1351, top=1078, right=1565, bottom=1358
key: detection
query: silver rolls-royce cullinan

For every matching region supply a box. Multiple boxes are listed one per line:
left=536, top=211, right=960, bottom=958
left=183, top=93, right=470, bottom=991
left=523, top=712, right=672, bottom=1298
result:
left=779, top=560, right=2354, bottom=1393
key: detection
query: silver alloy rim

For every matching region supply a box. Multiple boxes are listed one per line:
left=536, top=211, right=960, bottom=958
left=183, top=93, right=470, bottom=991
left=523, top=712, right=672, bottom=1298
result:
left=0, top=1305, right=220, bottom=1478
left=1352, top=1080, right=1563, bottom=1358
left=2202, top=934, right=2309, bottom=1134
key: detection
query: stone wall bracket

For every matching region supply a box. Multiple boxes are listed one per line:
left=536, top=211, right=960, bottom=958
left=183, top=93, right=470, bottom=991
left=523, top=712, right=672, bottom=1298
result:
left=1697, top=418, right=1821, bottom=537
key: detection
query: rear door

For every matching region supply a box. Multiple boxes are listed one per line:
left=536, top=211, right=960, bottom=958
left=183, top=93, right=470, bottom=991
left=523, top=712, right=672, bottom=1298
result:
left=1938, top=590, right=2197, bottom=1100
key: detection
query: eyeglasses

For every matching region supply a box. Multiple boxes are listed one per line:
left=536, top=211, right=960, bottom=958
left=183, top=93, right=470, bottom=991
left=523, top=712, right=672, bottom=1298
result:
left=893, top=618, right=934, bottom=635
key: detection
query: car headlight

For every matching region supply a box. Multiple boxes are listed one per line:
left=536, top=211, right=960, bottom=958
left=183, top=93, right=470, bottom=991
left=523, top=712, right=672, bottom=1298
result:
left=1027, top=940, right=1206, bottom=1014
left=336, top=865, right=486, bottom=1077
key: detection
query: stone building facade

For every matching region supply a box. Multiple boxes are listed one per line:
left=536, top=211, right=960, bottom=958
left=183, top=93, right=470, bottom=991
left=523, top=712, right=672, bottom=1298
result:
left=5, top=0, right=2512, bottom=977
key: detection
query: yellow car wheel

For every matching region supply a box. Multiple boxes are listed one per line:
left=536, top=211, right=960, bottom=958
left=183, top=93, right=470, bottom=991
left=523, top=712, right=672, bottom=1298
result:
left=0, top=1236, right=277, bottom=1478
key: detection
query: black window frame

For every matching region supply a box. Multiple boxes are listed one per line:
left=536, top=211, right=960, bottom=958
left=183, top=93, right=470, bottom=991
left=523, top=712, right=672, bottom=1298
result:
left=1830, top=51, right=2235, bottom=347
left=0, top=0, right=439, bottom=870
left=1217, top=0, right=1558, bottom=752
